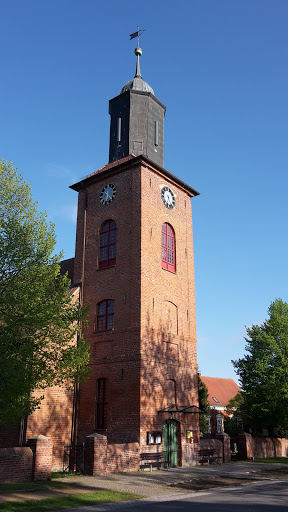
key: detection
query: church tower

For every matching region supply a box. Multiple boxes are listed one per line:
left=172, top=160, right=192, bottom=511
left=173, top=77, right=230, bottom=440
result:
left=70, top=42, right=200, bottom=470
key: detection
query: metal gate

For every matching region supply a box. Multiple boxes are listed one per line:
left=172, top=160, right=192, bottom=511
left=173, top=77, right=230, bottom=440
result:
left=63, top=444, right=85, bottom=473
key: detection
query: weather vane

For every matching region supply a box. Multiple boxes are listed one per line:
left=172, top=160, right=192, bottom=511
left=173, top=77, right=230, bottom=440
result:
left=129, top=26, right=146, bottom=78
left=129, top=26, right=146, bottom=48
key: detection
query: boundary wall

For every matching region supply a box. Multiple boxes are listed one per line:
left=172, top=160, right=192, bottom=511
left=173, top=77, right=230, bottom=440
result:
left=236, top=433, right=288, bottom=459
left=0, top=435, right=52, bottom=482
left=84, top=433, right=140, bottom=475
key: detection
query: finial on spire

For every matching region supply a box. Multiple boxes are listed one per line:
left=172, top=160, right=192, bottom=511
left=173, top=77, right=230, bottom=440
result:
left=129, top=26, right=146, bottom=78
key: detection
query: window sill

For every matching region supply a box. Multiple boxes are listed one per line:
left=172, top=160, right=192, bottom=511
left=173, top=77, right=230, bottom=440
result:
left=95, top=328, right=114, bottom=334
left=162, top=267, right=176, bottom=274
left=98, top=264, right=116, bottom=271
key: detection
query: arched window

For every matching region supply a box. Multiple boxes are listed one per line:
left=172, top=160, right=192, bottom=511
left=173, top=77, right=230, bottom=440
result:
left=99, top=220, right=116, bottom=269
left=97, top=300, right=114, bottom=331
left=95, top=378, right=106, bottom=430
left=162, top=223, right=176, bottom=272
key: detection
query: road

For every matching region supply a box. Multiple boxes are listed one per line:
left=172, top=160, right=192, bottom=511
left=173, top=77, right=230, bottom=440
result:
left=69, top=479, right=288, bottom=512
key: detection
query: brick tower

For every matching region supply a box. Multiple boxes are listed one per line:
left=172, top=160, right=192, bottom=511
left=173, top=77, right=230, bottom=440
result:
left=70, top=43, right=200, bottom=470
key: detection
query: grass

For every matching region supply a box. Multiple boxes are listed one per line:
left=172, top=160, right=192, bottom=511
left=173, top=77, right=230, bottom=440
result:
left=248, top=457, right=288, bottom=464
left=0, top=490, right=141, bottom=512
left=0, top=481, right=70, bottom=495
left=50, top=471, right=82, bottom=479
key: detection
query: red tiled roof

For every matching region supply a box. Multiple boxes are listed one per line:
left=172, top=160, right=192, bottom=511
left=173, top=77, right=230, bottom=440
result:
left=200, top=376, right=241, bottom=407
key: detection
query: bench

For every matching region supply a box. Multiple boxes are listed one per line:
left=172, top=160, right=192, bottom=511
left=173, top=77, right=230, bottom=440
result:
left=198, top=448, right=216, bottom=465
left=140, top=452, right=164, bottom=471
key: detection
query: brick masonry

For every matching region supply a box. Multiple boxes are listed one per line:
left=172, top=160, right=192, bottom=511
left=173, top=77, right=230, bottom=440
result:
left=84, top=433, right=140, bottom=475
left=72, top=155, right=200, bottom=471
left=0, top=447, right=33, bottom=482
left=25, top=386, right=74, bottom=470
left=236, top=433, right=288, bottom=459
left=26, top=435, right=53, bottom=480
left=199, top=438, right=223, bottom=461
left=215, top=432, right=231, bottom=463
left=0, top=436, right=52, bottom=482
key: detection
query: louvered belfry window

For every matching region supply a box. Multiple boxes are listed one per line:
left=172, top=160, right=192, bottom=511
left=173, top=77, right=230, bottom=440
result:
left=162, top=223, right=176, bottom=272
left=99, top=220, right=116, bottom=269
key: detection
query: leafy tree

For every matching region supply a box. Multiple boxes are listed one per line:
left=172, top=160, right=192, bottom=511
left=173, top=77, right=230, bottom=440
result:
left=198, top=374, right=210, bottom=434
left=224, top=392, right=244, bottom=437
left=232, top=299, right=288, bottom=437
left=0, top=160, right=90, bottom=426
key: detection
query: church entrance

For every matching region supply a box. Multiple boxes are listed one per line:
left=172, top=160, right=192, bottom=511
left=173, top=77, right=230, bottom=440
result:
left=163, top=419, right=179, bottom=468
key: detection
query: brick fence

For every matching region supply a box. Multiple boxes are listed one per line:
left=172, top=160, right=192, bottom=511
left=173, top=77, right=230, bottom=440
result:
left=236, top=433, right=288, bottom=459
left=0, top=447, right=33, bottom=482
left=0, top=435, right=52, bottom=482
left=84, top=433, right=140, bottom=475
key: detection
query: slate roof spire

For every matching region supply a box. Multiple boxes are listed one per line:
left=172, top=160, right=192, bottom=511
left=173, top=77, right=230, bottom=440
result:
left=109, top=31, right=166, bottom=166
left=120, top=33, right=155, bottom=95
left=134, top=46, right=142, bottom=78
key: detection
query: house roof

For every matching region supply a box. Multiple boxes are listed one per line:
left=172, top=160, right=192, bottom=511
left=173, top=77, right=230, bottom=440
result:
left=200, top=376, right=241, bottom=408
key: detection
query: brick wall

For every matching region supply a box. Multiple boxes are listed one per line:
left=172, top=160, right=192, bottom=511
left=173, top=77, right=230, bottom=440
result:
left=84, top=433, right=139, bottom=475
left=0, top=436, right=53, bottom=482
left=106, top=443, right=140, bottom=473
left=0, top=447, right=33, bottom=482
left=26, top=435, right=53, bottom=480
left=73, top=155, right=199, bottom=467
left=25, top=386, right=74, bottom=470
left=199, top=438, right=223, bottom=461
left=75, top=163, right=142, bottom=445
left=139, top=163, right=199, bottom=460
left=237, top=433, right=288, bottom=459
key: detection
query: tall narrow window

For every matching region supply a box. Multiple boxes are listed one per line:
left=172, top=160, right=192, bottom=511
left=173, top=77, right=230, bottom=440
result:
left=99, top=220, right=116, bottom=269
left=97, top=300, right=114, bottom=331
left=162, top=223, right=176, bottom=272
left=95, top=378, right=106, bottom=430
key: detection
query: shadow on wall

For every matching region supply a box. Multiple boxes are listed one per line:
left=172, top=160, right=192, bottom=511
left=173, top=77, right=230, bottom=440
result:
left=25, top=386, right=74, bottom=470
left=141, top=310, right=198, bottom=432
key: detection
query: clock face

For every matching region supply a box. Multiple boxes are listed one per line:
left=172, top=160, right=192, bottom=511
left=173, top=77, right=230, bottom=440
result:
left=161, top=186, right=175, bottom=209
left=100, top=184, right=116, bottom=206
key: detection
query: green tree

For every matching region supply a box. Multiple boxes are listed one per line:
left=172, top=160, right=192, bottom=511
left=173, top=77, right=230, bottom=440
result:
left=198, top=374, right=210, bottom=434
left=0, top=160, right=90, bottom=426
left=224, top=392, right=244, bottom=437
left=232, top=299, right=288, bottom=436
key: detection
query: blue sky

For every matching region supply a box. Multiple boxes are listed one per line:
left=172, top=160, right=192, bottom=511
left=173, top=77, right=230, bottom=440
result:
left=1, top=0, right=287, bottom=383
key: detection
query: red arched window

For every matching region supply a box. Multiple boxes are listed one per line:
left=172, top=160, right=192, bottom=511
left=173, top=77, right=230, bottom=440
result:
left=97, top=300, right=114, bottom=331
left=162, top=223, right=176, bottom=272
left=99, top=220, right=116, bottom=269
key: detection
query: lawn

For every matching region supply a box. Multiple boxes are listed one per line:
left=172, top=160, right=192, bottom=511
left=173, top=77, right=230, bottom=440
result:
left=0, top=481, right=70, bottom=495
left=0, top=490, right=141, bottom=512
left=249, top=457, right=288, bottom=464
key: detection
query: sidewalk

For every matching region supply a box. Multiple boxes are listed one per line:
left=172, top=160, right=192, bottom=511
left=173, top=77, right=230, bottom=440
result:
left=61, top=461, right=288, bottom=498
left=1, top=461, right=287, bottom=505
